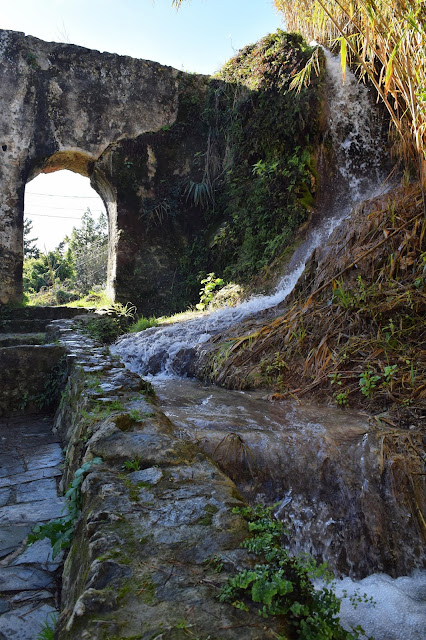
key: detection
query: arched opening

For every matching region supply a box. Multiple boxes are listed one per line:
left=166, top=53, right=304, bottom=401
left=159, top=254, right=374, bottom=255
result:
left=23, top=161, right=115, bottom=306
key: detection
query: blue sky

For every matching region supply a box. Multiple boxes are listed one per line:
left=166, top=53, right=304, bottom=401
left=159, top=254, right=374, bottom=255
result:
left=1, top=0, right=283, bottom=250
left=2, top=0, right=282, bottom=75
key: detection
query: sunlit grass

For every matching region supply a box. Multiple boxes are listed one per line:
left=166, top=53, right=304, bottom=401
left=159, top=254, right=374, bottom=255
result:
left=66, top=290, right=113, bottom=309
left=157, top=308, right=205, bottom=325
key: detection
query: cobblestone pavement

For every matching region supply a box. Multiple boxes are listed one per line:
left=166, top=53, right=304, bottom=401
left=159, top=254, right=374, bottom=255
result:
left=0, top=415, right=64, bottom=640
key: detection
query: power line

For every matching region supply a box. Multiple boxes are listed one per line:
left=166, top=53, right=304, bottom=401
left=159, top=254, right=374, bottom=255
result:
left=26, top=192, right=101, bottom=199
left=25, top=205, right=105, bottom=211
left=27, top=212, right=103, bottom=219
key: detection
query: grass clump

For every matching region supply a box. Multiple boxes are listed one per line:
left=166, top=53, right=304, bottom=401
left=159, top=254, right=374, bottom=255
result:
left=66, top=289, right=113, bottom=309
left=129, top=315, right=159, bottom=332
left=36, top=613, right=57, bottom=640
left=77, top=302, right=136, bottom=344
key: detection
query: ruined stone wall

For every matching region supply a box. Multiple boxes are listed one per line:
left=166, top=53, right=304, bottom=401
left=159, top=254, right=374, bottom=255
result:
left=0, top=29, right=211, bottom=312
left=0, top=29, right=325, bottom=315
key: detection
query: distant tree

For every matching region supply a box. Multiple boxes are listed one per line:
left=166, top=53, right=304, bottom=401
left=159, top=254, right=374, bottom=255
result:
left=66, top=208, right=108, bottom=294
left=23, top=250, right=74, bottom=293
left=23, top=218, right=40, bottom=259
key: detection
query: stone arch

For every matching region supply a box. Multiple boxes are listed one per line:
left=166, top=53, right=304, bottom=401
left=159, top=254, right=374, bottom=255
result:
left=0, top=28, right=183, bottom=307
left=25, top=151, right=118, bottom=301
left=0, top=28, right=219, bottom=314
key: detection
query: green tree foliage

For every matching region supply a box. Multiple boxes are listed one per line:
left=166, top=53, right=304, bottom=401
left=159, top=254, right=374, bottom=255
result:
left=66, top=208, right=108, bottom=294
left=23, top=218, right=40, bottom=259
left=23, top=248, right=74, bottom=293
left=23, top=209, right=108, bottom=303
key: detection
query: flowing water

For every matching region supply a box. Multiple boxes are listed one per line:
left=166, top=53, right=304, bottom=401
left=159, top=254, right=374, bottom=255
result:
left=112, top=53, right=425, bottom=638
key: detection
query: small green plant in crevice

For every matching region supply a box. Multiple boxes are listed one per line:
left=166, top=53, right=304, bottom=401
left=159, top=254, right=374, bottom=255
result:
left=28, top=457, right=102, bottom=558
left=196, top=272, right=225, bottom=311
left=334, top=389, right=349, bottom=407
left=203, top=554, right=224, bottom=573
left=128, top=408, right=142, bottom=421
left=219, top=504, right=370, bottom=640
left=82, top=399, right=125, bottom=424
left=26, top=51, right=38, bottom=69
left=122, top=457, right=142, bottom=472
left=359, top=368, right=381, bottom=398
left=36, top=612, right=57, bottom=640
left=382, top=364, right=398, bottom=387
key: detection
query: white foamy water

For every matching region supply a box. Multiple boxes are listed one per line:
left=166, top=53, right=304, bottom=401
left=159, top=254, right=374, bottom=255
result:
left=335, top=572, right=426, bottom=640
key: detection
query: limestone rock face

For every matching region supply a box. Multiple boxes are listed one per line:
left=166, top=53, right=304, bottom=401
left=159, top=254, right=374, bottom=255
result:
left=0, top=29, right=209, bottom=311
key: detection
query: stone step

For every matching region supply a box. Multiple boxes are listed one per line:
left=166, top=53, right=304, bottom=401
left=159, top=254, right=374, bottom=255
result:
left=0, top=333, right=46, bottom=347
left=3, top=306, right=92, bottom=320
left=0, top=306, right=91, bottom=333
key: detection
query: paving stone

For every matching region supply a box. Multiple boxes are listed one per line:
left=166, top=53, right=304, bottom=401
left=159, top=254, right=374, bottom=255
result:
left=0, top=498, right=64, bottom=525
left=0, top=466, right=62, bottom=489
left=10, top=589, right=53, bottom=604
left=0, top=602, right=57, bottom=640
left=12, top=538, right=63, bottom=570
left=0, top=566, right=54, bottom=591
left=0, top=456, right=25, bottom=479
left=0, top=487, right=12, bottom=508
left=16, top=478, right=58, bottom=504
left=22, top=443, right=63, bottom=470
left=0, top=525, right=31, bottom=559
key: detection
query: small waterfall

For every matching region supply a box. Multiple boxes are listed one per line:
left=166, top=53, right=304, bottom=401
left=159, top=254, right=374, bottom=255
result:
left=113, top=51, right=387, bottom=378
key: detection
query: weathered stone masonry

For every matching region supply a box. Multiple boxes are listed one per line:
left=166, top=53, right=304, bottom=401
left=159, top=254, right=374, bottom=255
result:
left=46, top=316, right=281, bottom=640
left=0, top=29, right=212, bottom=313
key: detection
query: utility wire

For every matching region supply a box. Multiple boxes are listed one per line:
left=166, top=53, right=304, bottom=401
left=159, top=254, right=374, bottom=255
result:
left=25, top=205, right=105, bottom=211
left=26, top=212, right=103, bottom=219
left=26, top=192, right=101, bottom=199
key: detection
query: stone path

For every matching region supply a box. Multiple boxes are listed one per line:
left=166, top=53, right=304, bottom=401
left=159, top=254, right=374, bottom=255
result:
left=0, top=415, right=65, bottom=640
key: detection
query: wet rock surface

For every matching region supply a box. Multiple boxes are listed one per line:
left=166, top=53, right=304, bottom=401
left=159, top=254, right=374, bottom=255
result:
left=0, top=415, right=64, bottom=639
left=153, top=378, right=426, bottom=579
left=48, top=318, right=282, bottom=639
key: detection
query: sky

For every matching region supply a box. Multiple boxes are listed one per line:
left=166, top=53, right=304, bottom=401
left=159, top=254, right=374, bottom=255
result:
left=1, top=0, right=283, bottom=251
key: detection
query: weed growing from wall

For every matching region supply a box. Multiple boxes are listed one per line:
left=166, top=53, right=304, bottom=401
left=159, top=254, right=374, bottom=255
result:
left=28, top=457, right=102, bottom=557
left=220, top=504, right=372, bottom=639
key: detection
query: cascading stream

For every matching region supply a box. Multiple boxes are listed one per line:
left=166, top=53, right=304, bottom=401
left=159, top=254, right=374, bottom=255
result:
left=112, top=53, right=425, bottom=640
left=113, top=51, right=388, bottom=379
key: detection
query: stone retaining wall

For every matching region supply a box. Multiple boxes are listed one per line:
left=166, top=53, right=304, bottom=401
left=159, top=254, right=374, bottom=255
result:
left=0, top=344, right=66, bottom=416
left=48, top=318, right=279, bottom=640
